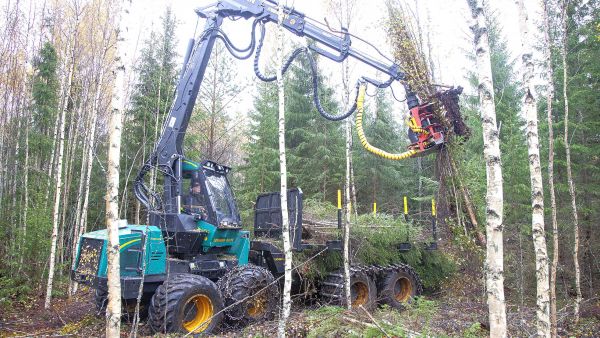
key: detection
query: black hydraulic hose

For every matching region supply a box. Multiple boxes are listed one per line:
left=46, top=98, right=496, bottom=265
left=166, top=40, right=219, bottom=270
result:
left=216, top=19, right=261, bottom=60
left=217, top=19, right=259, bottom=53
left=251, top=25, right=359, bottom=121
left=304, top=50, right=359, bottom=121
left=253, top=27, right=305, bottom=82
left=215, top=18, right=395, bottom=122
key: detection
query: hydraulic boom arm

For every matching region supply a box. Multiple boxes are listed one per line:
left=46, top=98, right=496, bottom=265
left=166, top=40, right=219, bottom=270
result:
left=135, top=0, right=425, bottom=214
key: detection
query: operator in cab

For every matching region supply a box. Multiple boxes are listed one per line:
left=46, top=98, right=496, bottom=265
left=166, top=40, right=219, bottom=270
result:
left=183, top=171, right=208, bottom=220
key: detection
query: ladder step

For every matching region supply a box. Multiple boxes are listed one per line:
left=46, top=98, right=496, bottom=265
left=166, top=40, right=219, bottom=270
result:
left=322, top=282, right=343, bottom=288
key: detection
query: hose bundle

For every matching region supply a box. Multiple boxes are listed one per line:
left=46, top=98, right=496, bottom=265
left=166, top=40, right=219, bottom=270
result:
left=355, top=84, right=417, bottom=160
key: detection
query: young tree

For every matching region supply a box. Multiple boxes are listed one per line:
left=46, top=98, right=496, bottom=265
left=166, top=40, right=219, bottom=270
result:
left=560, top=0, right=582, bottom=323
left=540, top=0, right=560, bottom=335
left=277, top=3, right=292, bottom=337
left=45, top=21, right=77, bottom=309
left=466, top=0, right=507, bottom=336
left=327, top=0, right=357, bottom=308
left=516, top=0, right=550, bottom=335
left=122, top=8, right=178, bottom=222
left=188, top=41, right=242, bottom=164
left=106, top=0, right=132, bottom=335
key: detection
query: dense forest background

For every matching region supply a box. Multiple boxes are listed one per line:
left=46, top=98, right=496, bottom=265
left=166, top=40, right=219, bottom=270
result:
left=0, top=0, right=598, bottom=336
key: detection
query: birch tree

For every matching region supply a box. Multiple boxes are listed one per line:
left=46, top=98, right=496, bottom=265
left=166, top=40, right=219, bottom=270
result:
left=327, top=0, right=357, bottom=309
left=540, top=0, right=560, bottom=335
left=44, top=21, right=77, bottom=309
left=466, top=1, right=507, bottom=336
left=560, top=0, right=582, bottom=323
left=516, top=0, right=550, bottom=335
left=105, top=0, right=131, bottom=335
left=277, top=1, right=292, bottom=336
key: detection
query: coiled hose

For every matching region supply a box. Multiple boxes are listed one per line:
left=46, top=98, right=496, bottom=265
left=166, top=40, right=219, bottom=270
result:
left=355, top=84, right=417, bottom=160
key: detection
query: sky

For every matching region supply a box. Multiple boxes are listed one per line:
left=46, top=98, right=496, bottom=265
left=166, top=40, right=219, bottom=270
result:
left=124, top=0, right=543, bottom=121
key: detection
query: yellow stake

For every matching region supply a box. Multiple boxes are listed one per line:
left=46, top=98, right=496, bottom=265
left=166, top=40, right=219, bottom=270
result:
left=432, top=198, right=436, bottom=216
left=337, top=189, right=342, bottom=209
left=403, top=196, right=408, bottom=215
left=373, top=202, right=377, bottom=215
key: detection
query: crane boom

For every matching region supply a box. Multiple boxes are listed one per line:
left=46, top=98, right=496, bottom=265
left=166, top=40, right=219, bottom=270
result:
left=136, top=0, right=420, bottom=215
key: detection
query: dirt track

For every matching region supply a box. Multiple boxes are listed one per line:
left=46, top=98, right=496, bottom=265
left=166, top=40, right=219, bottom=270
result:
left=1, top=278, right=598, bottom=337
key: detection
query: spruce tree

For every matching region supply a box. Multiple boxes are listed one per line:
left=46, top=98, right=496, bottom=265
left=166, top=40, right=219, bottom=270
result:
left=121, top=7, right=178, bottom=220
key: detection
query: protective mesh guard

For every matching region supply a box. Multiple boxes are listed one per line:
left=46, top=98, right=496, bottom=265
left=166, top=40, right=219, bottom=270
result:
left=75, top=238, right=103, bottom=278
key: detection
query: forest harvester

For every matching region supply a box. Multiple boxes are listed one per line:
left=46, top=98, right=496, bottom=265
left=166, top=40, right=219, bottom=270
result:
left=71, top=0, right=464, bottom=334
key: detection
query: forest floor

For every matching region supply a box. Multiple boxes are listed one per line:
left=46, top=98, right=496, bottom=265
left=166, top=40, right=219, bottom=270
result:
left=1, top=272, right=598, bottom=338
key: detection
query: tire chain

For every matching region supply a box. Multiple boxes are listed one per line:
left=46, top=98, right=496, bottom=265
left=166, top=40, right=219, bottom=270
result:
left=320, top=263, right=423, bottom=303
left=217, top=264, right=278, bottom=323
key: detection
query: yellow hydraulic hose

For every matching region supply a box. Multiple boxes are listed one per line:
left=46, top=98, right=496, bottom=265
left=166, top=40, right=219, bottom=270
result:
left=355, top=84, right=417, bottom=160
left=407, top=116, right=429, bottom=135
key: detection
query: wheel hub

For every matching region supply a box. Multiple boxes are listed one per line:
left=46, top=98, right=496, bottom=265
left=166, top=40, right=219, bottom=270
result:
left=182, top=294, right=213, bottom=333
left=394, top=277, right=413, bottom=302
left=246, top=291, right=267, bottom=318
left=351, top=281, right=369, bottom=307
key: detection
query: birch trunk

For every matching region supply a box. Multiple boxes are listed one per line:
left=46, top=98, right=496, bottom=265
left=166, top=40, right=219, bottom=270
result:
left=69, top=114, right=90, bottom=295
left=45, top=42, right=71, bottom=205
left=467, top=1, right=507, bottom=336
left=71, top=72, right=102, bottom=295
left=343, top=118, right=352, bottom=308
left=516, top=1, right=550, bottom=335
left=540, top=0, right=559, bottom=335
left=20, top=109, right=30, bottom=267
left=277, top=2, right=291, bottom=336
left=58, top=89, right=81, bottom=271
left=105, top=0, right=132, bottom=335
left=342, top=26, right=352, bottom=310
left=327, top=0, right=356, bottom=308
left=560, top=0, right=581, bottom=323
left=44, top=46, right=74, bottom=309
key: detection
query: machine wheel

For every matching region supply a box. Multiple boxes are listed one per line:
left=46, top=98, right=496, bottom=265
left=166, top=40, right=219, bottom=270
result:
left=217, top=264, right=279, bottom=326
left=320, top=269, right=377, bottom=309
left=148, top=273, right=223, bottom=334
left=378, top=264, right=423, bottom=310
left=93, top=288, right=150, bottom=321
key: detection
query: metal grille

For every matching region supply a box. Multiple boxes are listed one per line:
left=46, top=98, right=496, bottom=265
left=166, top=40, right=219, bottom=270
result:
left=76, top=238, right=103, bottom=276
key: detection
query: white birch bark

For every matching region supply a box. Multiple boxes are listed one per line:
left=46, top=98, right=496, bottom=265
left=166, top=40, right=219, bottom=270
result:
left=105, top=0, right=132, bottom=335
left=277, top=2, right=291, bottom=336
left=70, top=66, right=103, bottom=295
left=343, top=118, right=352, bottom=309
left=327, top=0, right=356, bottom=309
left=45, top=39, right=72, bottom=205
left=540, top=0, right=559, bottom=335
left=467, top=1, right=507, bottom=336
left=516, top=1, right=550, bottom=335
left=44, top=42, right=74, bottom=309
left=560, top=0, right=581, bottom=323
left=20, top=107, right=31, bottom=267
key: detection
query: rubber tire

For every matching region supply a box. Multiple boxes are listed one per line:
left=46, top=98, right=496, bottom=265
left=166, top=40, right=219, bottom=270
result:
left=148, top=273, right=224, bottom=334
left=217, top=264, right=279, bottom=327
left=378, top=264, right=423, bottom=310
left=320, top=269, right=377, bottom=309
left=93, top=288, right=150, bottom=321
